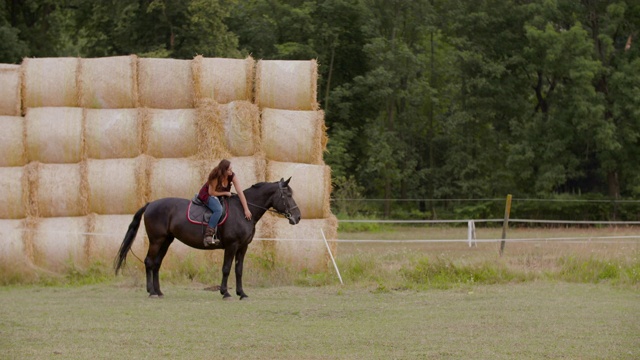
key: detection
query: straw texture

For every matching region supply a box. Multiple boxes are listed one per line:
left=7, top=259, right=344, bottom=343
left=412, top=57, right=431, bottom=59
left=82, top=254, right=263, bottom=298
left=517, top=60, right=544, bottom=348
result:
left=138, top=58, right=194, bottom=109
left=261, top=108, right=326, bottom=164
left=193, top=56, right=254, bottom=103
left=272, top=215, right=338, bottom=271
left=0, top=219, right=27, bottom=265
left=221, top=101, right=261, bottom=156
left=22, top=57, right=79, bottom=108
left=84, top=109, right=142, bottom=159
left=0, top=65, right=21, bottom=115
left=34, top=163, right=86, bottom=217
left=145, top=109, right=199, bottom=158
left=87, top=158, right=141, bottom=214
left=26, top=107, right=83, bottom=164
left=149, top=158, right=206, bottom=200
left=266, top=161, right=331, bottom=219
left=79, top=55, right=138, bottom=108
left=0, top=116, right=26, bottom=166
left=31, top=216, right=87, bottom=269
left=0, top=167, right=27, bottom=219
left=255, top=60, right=318, bottom=110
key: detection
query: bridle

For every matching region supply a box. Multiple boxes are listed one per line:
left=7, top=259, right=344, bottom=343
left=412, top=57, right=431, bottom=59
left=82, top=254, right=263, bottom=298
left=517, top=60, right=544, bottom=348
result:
left=247, top=182, right=298, bottom=221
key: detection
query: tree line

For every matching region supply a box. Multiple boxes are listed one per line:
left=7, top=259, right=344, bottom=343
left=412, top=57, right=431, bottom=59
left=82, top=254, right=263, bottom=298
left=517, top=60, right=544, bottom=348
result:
left=2, top=0, right=639, bottom=218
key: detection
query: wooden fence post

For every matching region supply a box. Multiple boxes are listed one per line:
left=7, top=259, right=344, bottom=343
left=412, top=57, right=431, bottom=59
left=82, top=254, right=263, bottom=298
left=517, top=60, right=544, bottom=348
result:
left=500, top=194, right=512, bottom=256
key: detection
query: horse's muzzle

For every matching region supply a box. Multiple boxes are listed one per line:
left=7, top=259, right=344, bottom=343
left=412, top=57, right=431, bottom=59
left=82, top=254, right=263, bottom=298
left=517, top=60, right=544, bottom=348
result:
left=287, top=213, right=301, bottom=225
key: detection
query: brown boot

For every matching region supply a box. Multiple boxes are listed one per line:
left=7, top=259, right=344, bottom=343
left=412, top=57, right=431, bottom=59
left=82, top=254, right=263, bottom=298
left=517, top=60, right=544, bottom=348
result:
left=203, top=226, right=219, bottom=247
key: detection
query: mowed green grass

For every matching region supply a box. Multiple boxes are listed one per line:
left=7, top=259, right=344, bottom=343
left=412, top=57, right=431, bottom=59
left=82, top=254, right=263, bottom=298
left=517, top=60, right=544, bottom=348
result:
left=1, top=226, right=639, bottom=359
left=1, top=282, right=639, bottom=359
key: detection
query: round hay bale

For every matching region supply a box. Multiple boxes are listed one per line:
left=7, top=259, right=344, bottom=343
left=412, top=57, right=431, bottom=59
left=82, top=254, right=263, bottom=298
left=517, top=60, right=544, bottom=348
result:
left=26, top=107, right=83, bottom=164
left=0, top=167, right=27, bottom=219
left=266, top=213, right=337, bottom=271
left=261, top=108, right=326, bottom=164
left=85, top=109, right=141, bottom=159
left=0, top=65, right=21, bottom=116
left=193, top=56, right=254, bottom=103
left=195, top=99, right=229, bottom=159
left=266, top=161, right=331, bottom=219
left=35, top=163, right=86, bottom=218
left=0, top=116, right=26, bottom=166
left=149, top=158, right=206, bottom=200
left=31, top=216, right=87, bottom=270
left=87, top=158, right=142, bottom=214
left=79, top=55, right=138, bottom=108
left=221, top=101, right=260, bottom=157
left=138, top=58, right=194, bottom=109
left=145, top=109, right=198, bottom=158
left=0, top=219, right=27, bottom=266
left=255, top=60, right=318, bottom=110
left=22, top=57, right=79, bottom=108
left=86, top=214, right=147, bottom=264
left=229, top=156, right=266, bottom=189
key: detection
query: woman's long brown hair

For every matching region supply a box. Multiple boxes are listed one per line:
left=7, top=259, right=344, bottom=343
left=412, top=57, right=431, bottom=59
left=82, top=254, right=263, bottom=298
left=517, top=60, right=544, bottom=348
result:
left=207, top=159, right=231, bottom=186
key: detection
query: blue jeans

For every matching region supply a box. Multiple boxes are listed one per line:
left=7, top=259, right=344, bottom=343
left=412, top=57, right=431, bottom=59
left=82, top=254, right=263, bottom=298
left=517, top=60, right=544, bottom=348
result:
left=205, top=196, right=223, bottom=228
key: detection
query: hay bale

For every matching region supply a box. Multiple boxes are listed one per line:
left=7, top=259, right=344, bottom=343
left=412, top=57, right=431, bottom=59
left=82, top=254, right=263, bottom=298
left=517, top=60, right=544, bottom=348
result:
left=261, top=108, right=326, bottom=164
left=0, top=167, right=27, bottom=219
left=149, top=158, right=206, bottom=200
left=26, top=107, right=83, bottom=164
left=79, top=55, right=138, bottom=108
left=0, top=219, right=28, bottom=266
left=86, top=214, right=147, bottom=263
left=195, top=99, right=229, bottom=159
left=87, top=158, right=144, bottom=214
left=230, top=156, right=266, bottom=188
left=22, top=57, right=79, bottom=108
left=193, top=56, right=254, bottom=103
left=85, top=109, right=142, bottom=159
left=0, top=65, right=21, bottom=116
left=145, top=109, right=199, bottom=158
left=267, top=213, right=338, bottom=271
left=221, top=101, right=260, bottom=156
left=255, top=60, right=318, bottom=110
left=34, top=163, right=86, bottom=217
left=0, top=116, right=26, bottom=166
left=31, top=216, right=87, bottom=269
left=266, top=161, right=331, bottom=219
left=138, top=58, right=194, bottom=109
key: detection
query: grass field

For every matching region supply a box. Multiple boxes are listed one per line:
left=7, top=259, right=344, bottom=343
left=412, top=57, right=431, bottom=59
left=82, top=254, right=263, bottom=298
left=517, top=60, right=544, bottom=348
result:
left=1, top=226, right=639, bottom=359
left=1, top=282, right=639, bottom=359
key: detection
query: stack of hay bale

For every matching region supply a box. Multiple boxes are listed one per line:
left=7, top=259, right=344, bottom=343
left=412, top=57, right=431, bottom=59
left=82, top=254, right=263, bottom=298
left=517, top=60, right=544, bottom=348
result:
left=0, top=55, right=336, bottom=275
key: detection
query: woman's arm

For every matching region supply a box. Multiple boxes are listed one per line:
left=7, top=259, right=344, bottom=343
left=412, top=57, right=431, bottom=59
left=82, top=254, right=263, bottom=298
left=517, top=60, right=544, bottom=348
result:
left=232, top=177, right=252, bottom=220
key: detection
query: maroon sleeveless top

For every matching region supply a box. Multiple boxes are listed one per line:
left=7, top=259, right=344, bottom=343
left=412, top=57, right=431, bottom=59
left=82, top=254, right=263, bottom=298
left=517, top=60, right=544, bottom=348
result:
left=197, top=173, right=235, bottom=203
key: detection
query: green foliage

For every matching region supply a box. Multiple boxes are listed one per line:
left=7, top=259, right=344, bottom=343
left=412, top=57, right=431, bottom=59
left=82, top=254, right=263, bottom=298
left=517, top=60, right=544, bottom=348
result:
left=1, top=0, right=639, bottom=203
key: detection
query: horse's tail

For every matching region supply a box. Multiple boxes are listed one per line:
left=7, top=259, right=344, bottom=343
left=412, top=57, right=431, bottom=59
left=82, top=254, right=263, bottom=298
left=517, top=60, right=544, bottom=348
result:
left=114, top=203, right=149, bottom=275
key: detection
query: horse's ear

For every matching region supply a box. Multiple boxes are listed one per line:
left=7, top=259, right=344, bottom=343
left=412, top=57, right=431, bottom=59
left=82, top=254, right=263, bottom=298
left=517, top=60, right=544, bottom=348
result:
left=284, top=177, right=291, bottom=185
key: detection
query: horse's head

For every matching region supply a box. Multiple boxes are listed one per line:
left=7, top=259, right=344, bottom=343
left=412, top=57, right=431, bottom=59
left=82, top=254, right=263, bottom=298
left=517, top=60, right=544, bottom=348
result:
left=275, top=177, right=301, bottom=225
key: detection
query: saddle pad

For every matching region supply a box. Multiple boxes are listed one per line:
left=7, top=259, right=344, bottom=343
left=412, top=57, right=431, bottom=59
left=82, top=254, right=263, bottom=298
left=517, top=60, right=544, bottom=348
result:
left=187, top=196, right=229, bottom=226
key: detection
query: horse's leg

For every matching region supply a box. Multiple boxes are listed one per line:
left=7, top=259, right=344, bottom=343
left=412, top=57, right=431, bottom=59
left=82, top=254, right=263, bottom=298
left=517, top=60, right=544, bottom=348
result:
left=144, top=241, right=161, bottom=296
left=151, top=236, right=174, bottom=297
left=220, top=245, right=238, bottom=299
left=234, top=244, right=249, bottom=300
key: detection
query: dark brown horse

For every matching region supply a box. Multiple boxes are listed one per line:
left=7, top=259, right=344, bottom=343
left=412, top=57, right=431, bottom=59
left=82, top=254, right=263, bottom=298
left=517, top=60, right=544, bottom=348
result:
left=114, top=178, right=301, bottom=299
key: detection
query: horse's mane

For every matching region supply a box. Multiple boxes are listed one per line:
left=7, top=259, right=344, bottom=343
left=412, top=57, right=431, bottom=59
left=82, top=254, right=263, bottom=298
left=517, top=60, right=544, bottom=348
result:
left=250, top=181, right=293, bottom=193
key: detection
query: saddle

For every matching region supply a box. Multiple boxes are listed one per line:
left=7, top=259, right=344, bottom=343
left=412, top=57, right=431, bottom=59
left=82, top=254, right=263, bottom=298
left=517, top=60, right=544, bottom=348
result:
left=187, top=196, right=229, bottom=226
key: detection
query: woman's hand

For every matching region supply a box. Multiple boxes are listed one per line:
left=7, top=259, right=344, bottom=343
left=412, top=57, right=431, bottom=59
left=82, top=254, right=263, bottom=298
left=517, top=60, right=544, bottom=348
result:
left=227, top=191, right=232, bottom=197
left=244, top=209, right=252, bottom=221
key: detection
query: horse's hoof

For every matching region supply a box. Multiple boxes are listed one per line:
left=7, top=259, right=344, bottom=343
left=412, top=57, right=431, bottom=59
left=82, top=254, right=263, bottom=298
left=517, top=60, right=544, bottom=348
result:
left=148, top=294, right=160, bottom=299
left=239, top=296, right=249, bottom=301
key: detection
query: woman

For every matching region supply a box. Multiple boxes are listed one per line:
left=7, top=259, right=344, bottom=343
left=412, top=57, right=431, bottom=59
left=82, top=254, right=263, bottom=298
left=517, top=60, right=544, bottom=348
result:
left=197, top=159, right=252, bottom=246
